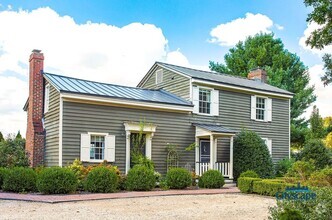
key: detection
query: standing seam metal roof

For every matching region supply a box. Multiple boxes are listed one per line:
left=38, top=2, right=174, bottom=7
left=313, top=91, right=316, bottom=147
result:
left=43, top=72, right=193, bottom=106
left=156, top=62, right=293, bottom=96
left=193, top=123, right=236, bottom=133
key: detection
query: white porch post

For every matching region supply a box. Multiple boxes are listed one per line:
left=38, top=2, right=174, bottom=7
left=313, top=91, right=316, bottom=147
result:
left=195, top=137, right=200, bottom=175
left=210, top=134, right=214, bottom=169
left=125, top=131, right=131, bottom=174
left=145, top=133, right=153, bottom=160
left=230, top=136, right=234, bottom=179
left=214, top=138, right=218, bottom=166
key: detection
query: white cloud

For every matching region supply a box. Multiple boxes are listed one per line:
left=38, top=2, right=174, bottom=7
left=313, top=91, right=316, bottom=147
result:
left=209, top=13, right=274, bottom=46
left=303, top=65, right=332, bottom=119
left=0, top=7, right=193, bottom=137
left=275, top=24, right=284, bottom=30
left=299, top=22, right=332, bottom=55
left=165, top=49, right=190, bottom=66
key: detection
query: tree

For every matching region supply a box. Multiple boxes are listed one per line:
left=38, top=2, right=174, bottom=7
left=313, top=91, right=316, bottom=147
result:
left=309, top=105, right=324, bottom=139
left=0, top=132, right=4, bottom=142
left=304, top=0, right=332, bottom=85
left=300, top=139, right=331, bottom=169
left=15, top=130, right=22, bottom=140
left=325, top=132, right=332, bottom=148
left=0, top=135, right=30, bottom=168
left=210, top=33, right=316, bottom=127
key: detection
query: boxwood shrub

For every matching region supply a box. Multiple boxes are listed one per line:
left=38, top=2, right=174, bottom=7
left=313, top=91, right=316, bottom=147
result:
left=166, top=168, right=191, bottom=189
left=126, top=165, right=155, bottom=191
left=85, top=166, right=118, bottom=193
left=240, top=170, right=260, bottom=178
left=198, top=170, right=225, bottom=188
left=37, top=167, right=78, bottom=194
left=252, top=180, right=295, bottom=196
left=2, top=167, right=37, bottom=192
left=237, top=177, right=261, bottom=193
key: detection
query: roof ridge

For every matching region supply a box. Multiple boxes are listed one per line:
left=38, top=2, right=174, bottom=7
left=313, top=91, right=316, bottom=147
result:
left=43, top=72, right=159, bottom=92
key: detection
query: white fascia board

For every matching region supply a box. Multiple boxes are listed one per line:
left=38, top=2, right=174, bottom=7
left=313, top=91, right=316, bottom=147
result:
left=61, top=93, right=193, bottom=112
left=191, top=78, right=293, bottom=99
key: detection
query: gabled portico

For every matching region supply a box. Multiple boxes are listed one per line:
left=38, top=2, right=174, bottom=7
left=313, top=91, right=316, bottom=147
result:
left=194, top=124, right=236, bottom=179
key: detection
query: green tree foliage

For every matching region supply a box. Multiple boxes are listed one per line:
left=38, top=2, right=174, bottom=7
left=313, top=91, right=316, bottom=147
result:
left=309, top=105, right=324, bottom=139
left=233, top=130, right=274, bottom=179
left=209, top=33, right=316, bottom=128
left=15, top=131, right=22, bottom=140
left=304, top=0, right=332, bottom=85
left=300, top=139, right=332, bottom=169
left=0, top=135, right=29, bottom=167
left=0, top=132, right=4, bottom=142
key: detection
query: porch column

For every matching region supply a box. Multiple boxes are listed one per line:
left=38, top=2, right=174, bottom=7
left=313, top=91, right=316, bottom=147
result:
left=229, top=136, right=234, bottom=179
left=125, top=131, right=131, bottom=174
left=214, top=138, right=218, bottom=166
left=210, top=134, right=214, bottom=169
left=195, top=137, right=200, bottom=175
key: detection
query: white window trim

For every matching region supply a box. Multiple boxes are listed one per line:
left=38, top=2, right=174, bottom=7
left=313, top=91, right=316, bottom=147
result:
left=88, top=132, right=108, bottom=163
left=44, top=84, right=50, bottom=113
left=251, top=95, right=272, bottom=122
left=193, top=85, right=219, bottom=116
left=155, top=69, right=163, bottom=84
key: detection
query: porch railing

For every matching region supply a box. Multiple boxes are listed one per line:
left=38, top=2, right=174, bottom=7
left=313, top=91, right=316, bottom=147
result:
left=196, top=162, right=230, bottom=177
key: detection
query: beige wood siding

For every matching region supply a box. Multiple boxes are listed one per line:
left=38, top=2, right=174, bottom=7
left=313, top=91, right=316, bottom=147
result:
left=44, top=84, right=60, bottom=166
left=141, top=67, right=191, bottom=100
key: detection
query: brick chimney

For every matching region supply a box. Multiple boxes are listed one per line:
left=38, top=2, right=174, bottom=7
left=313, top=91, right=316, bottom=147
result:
left=25, top=49, right=45, bottom=167
left=247, top=68, right=267, bottom=83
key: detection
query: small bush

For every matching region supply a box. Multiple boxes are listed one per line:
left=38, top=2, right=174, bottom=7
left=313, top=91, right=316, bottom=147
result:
left=279, top=208, right=303, bottom=220
left=2, top=167, right=36, bottom=192
left=308, top=167, right=332, bottom=187
left=286, top=160, right=315, bottom=181
left=275, top=158, right=295, bottom=177
left=237, top=177, right=261, bottom=193
left=0, top=167, right=9, bottom=189
left=85, top=166, right=118, bottom=193
left=37, top=167, right=78, bottom=194
left=300, top=139, right=332, bottom=169
left=118, top=174, right=127, bottom=190
left=233, top=130, right=274, bottom=179
left=253, top=180, right=295, bottom=196
left=198, top=170, right=225, bottom=188
left=166, top=168, right=191, bottom=189
left=240, top=170, right=260, bottom=178
left=126, top=165, right=155, bottom=191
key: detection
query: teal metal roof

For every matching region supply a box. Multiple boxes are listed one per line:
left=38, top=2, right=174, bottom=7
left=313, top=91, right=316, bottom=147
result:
left=156, top=62, right=293, bottom=96
left=43, top=72, right=192, bottom=106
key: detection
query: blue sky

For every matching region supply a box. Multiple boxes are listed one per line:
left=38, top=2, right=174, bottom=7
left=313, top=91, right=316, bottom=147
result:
left=0, top=0, right=331, bottom=136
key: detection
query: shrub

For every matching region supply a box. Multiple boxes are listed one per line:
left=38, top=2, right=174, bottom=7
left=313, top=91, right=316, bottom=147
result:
left=237, top=177, right=261, bottom=193
left=66, top=159, right=88, bottom=190
left=0, top=136, right=29, bottom=168
left=286, top=160, right=315, bottom=181
left=85, top=166, right=118, bottom=193
left=233, top=130, right=274, bottom=179
left=166, top=168, right=191, bottom=189
left=240, top=170, right=259, bottom=178
left=118, top=174, right=127, bottom=190
left=275, top=158, right=295, bottom=177
left=279, top=208, right=303, bottom=220
left=300, top=139, right=332, bottom=169
left=198, top=170, right=225, bottom=188
left=253, top=180, right=295, bottom=197
left=2, top=167, right=36, bottom=192
left=308, top=167, right=332, bottom=187
left=0, top=167, right=9, bottom=189
left=126, top=165, right=155, bottom=191
left=269, top=187, right=332, bottom=220
left=37, top=167, right=78, bottom=194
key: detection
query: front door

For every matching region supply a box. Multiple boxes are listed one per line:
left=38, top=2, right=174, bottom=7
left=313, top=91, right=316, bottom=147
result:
left=200, top=140, right=210, bottom=163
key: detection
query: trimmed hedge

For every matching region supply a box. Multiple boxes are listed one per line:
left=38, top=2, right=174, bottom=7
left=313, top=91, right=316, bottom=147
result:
left=198, top=170, right=225, bottom=189
left=166, top=168, right=192, bottom=189
left=237, top=177, right=262, bottom=193
left=37, top=167, right=78, bottom=194
left=85, top=166, right=118, bottom=193
left=126, top=165, right=155, bottom=191
left=240, top=170, right=259, bottom=178
left=2, top=167, right=36, bottom=192
left=253, top=180, right=295, bottom=196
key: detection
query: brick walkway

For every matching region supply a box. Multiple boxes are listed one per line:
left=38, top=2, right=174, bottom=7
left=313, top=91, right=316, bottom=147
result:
left=0, top=186, right=240, bottom=203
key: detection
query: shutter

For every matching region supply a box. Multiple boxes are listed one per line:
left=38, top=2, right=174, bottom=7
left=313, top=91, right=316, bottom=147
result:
left=105, top=135, right=116, bottom=162
left=267, top=139, right=272, bottom=155
left=80, top=133, right=90, bottom=162
left=251, top=95, right=256, bottom=120
left=193, top=86, right=199, bottom=113
left=211, top=89, right=219, bottom=116
left=266, top=98, right=272, bottom=122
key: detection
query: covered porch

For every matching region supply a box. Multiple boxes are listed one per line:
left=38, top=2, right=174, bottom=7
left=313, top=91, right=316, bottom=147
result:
left=194, top=124, right=236, bottom=179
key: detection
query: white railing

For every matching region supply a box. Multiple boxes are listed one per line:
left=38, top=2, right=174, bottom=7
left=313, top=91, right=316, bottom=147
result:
left=196, top=162, right=230, bottom=177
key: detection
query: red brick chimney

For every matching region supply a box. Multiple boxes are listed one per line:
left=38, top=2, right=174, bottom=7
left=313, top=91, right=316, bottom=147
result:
left=247, top=68, right=267, bottom=83
left=25, top=49, right=45, bottom=167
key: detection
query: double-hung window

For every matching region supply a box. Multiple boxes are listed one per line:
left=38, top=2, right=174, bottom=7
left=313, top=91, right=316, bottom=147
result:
left=199, top=88, right=211, bottom=114
left=90, top=135, right=105, bottom=160
left=251, top=95, right=272, bottom=122
left=256, top=97, right=266, bottom=120
left=80, top=133, right=115, bottom=162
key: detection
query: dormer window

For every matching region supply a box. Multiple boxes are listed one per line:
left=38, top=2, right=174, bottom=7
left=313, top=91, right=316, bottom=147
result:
left=156, top=69, right=163, bottom=84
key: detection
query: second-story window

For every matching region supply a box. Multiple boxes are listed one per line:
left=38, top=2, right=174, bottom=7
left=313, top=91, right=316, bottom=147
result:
left=199, top=88, right=211, bottom=114
left=256, top=97, right=266, bottom=120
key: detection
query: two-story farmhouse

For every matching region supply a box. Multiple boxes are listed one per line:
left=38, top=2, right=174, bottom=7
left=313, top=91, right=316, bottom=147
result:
left=25, top=50, right=293, bottom=179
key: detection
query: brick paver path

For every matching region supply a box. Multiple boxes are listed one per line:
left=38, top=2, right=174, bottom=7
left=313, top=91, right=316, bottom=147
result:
left=0, top=186, right=239, bottom=203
